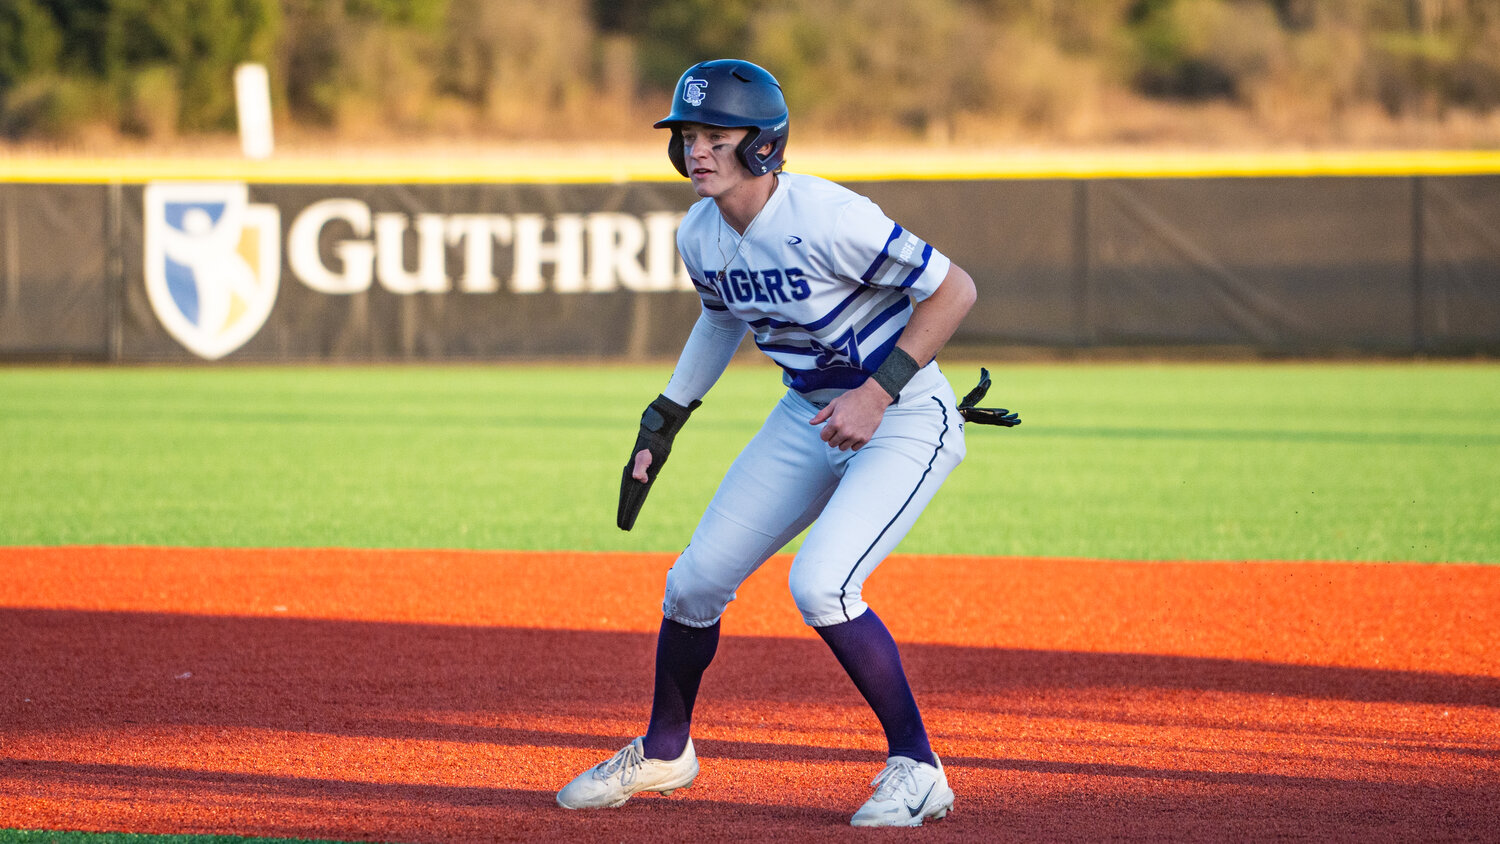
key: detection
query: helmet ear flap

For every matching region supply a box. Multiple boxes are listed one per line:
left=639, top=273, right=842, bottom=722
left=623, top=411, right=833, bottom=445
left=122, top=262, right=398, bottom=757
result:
left=735, top=129, right=786, bottom=176
left=735, top=132, right=768, bottom=176
left=667, top=128, right=689, bottom=178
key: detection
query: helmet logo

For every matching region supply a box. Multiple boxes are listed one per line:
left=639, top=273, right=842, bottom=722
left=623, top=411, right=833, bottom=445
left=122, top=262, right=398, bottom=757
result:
left=683, top=76, right=708, bottom=107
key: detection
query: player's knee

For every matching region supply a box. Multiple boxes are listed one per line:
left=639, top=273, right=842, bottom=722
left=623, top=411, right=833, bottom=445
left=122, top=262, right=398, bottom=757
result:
left=788, top=562, right=860, bottom=627
left=663, top=555, right=738, bottom=627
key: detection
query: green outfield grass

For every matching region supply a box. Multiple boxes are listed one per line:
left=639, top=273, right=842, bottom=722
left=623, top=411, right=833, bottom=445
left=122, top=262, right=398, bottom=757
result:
left=1, top=361, right=1496, bottom=562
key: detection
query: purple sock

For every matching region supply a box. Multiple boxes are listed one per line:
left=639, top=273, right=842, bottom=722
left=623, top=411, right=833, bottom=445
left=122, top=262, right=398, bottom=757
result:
left=815, top=608, right=937, bottom=767
left=642, top=617, right=720, bottom=760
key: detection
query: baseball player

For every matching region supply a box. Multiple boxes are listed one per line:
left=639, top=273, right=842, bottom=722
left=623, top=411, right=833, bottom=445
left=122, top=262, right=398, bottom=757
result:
left=557, top=59, right=1016, bottom=827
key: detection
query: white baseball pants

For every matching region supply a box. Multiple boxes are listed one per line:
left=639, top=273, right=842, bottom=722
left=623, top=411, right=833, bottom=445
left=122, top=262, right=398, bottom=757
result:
left=662, top=366, right=966, bottom=628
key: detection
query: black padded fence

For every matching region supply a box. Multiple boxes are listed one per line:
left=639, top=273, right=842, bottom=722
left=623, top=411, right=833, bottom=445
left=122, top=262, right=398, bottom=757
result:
left=1, top=175, right=1495, bottom=362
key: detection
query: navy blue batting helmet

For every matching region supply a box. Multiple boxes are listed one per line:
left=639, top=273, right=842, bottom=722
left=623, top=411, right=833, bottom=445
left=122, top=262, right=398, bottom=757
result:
left=654, top=59, right=789, bottom=178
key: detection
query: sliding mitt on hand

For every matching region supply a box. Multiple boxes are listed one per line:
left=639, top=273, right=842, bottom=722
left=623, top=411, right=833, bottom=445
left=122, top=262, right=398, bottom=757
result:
left=617, top=394, right=701, bottom=531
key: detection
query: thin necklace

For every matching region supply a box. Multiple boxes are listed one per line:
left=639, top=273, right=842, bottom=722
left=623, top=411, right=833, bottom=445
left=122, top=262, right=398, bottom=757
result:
left=715, top=212, right=762, bottom=283
left=715, top=179, right=775, bottom=282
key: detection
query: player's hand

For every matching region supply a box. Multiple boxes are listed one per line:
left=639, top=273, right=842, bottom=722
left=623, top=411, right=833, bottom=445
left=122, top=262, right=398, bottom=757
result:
left=810, top=380, right=892, bottom=451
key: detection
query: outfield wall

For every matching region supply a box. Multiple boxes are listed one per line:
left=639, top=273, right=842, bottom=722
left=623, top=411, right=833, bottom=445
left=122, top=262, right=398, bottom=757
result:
left=2, top=155, right=1497, bottom=361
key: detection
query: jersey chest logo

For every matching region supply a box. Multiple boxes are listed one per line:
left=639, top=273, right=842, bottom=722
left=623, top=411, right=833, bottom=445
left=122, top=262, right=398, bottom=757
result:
left=714, top=267, right=811, bottom=305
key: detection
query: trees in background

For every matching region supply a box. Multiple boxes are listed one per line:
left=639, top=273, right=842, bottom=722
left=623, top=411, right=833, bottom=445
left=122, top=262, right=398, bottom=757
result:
left=0, top=0, right=278, bottom=138
left=1, top=0, right=1497, bottom=145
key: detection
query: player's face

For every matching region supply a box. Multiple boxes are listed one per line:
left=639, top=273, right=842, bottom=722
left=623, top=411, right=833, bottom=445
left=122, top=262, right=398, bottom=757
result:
left=680, top=124, right=754, bottom=198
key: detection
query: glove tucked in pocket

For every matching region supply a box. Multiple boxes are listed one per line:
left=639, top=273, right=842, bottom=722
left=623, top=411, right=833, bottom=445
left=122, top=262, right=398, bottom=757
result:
left=958, top=368, right=1020, bottom=427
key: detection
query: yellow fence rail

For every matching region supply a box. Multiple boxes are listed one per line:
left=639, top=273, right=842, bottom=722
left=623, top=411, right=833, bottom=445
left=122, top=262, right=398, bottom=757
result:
left=3, top=148, right=1498, bottom=184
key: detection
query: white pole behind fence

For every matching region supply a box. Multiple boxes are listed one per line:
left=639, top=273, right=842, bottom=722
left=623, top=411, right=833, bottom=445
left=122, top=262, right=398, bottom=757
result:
left=234, top=63, right=274, bottom=160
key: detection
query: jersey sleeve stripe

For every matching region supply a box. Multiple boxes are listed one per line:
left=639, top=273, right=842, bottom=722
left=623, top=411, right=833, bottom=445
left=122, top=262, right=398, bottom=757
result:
left=897, top=243, right=934, bottom=288
left=864, top=234, right=931, bottom=289
left=859, top=223, right=905, bottom=283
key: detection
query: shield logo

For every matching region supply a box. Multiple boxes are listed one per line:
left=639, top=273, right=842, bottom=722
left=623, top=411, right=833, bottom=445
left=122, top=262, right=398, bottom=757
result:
left=144, top=183, right=280, bottom=360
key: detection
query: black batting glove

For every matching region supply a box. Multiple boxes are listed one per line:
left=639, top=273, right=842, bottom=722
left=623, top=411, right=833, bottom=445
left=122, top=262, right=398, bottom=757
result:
left=958, top=367, right=1021, bottom=427
left=617, top=394, right=702, bottom=531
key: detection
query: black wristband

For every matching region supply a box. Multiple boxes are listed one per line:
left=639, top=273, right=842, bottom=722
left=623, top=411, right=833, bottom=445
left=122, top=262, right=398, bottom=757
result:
left=869, top=347, right=921, bottom=401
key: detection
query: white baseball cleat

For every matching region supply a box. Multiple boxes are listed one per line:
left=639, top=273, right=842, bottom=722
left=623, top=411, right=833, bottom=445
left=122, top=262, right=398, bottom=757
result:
left=850, top=755, right=955, bottom=827
left=556, top=737, right=699, bottom=810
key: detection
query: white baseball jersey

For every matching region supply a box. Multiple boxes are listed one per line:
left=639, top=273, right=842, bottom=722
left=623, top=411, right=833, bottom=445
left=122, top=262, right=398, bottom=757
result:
left=676, top=172, right=953, bottom=404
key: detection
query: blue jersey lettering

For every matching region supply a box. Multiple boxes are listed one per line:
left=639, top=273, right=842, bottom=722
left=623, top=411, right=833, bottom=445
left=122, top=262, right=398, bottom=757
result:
left=786, top=267, right=810, bottom=300
left=761, top=269, right=787, bottom=303
left=718, top=267, right=812, bottom=304
left=729, top=269, right=753, bottom=301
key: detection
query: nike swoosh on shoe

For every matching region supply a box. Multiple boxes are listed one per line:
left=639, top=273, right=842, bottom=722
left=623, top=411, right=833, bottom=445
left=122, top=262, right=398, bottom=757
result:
left=905, top=783, right=936, bottom=817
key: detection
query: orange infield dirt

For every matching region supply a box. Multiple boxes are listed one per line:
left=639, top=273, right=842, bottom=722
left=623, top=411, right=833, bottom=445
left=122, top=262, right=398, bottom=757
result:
left=1, top=547, right=1497, bottom=843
